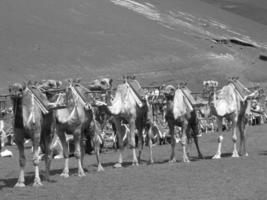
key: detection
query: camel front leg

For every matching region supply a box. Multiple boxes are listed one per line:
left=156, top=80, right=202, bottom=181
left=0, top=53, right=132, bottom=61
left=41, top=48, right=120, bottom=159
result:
left=129, top=118, right=138, bottom=166
left=168, top=123, right=176, bottom=163
left=32, top=132, right=42, bottom=186
left=73, top=132, right=86, bottom=177
left=14, top=139, right=26, bottom=187
left=147, top=127, right=154, bottom=164
left=213, top=117, right=223, bottom=159
left=181, top=122, right=190, bottom=163
left=113, top=118, right=124, bottom=168
left=191, top=121, right=203, bottom=159
left=239, top=116, right=249, bottom=156
left=58, top=131, right=70, bottom=178
left=231, top=116, right=239, bottom=158
left=137, top=126, right=145, bottom=164
left=93, top=133, right=104, bottom=172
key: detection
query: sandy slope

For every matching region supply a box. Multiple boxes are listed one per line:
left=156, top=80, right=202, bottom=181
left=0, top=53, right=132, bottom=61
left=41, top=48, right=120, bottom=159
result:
left=0, top=0, right=266, bottom=93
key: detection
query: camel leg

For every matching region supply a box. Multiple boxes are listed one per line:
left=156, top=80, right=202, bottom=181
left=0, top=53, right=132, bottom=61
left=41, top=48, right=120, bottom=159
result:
left=113, top=118, right=124, bottom=168
left=129, top=119, right=138, bottom=166
left=147, top=127, right=154, bottom=164
left=32, top=132, right=43, bottom=186
left=191, top=119, right=203, bottom=159
left=137, top=126, right=145, bottom=164
left=58, top=131, right=70, bottom=178
left=231, top=116, right=239, bottom=158
left=168, top=123, right=176, bottom=163
left=213, top=117, right=223, bottom=159
left=239, top=116, right=248, bottom=156
left=73, top=132, right=86, bottom=177
left=181, top=122, right=190, bottom=163
left=93, top=133, right=104, bottom=172
left=14, top=139, right=26, bottom=187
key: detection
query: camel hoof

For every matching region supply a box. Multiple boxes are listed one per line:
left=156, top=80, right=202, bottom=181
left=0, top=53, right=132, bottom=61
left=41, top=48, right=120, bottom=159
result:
left=149, top=160, right=154, bottom=165
left=60, top=173, right=69, bottom=178
left=169, top=159, right=176, bottom=164
left=183, top=157, right=190, bottom=163
left=54, top=154, right=64, bottom=160
left=212, top=154, right=221, bottom=159
left=232, top=152, right=240, bottom=158
left=132, top=161, right=139, bottom=166
left=198, top=154, right=204, bottom=159
left=33, top=180, right=43, bottom=187
left=113, top=163, right=122, bottom=168
left=97, top=165, right=104, bottom=172
left=244, top=152, right=248, bottom=157
left=14, top=182, right=25, bottom=188
left=78, top=172, right=86, bottom=177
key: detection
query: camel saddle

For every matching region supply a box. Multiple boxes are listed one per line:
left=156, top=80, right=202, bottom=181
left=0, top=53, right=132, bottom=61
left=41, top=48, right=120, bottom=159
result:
left=181, top=87, right=206, bottom=107
left=127, top=80, right=146, bottom=101
left=230, top=80, right=251, bottom=101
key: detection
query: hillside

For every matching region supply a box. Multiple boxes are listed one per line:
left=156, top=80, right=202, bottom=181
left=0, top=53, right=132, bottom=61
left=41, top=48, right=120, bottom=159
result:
left=1, top=0, right=267, bottom=92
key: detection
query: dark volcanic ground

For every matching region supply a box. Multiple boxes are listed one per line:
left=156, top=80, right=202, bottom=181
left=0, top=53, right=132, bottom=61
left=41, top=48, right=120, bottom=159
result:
left=0, top=0, right=267, bottom=93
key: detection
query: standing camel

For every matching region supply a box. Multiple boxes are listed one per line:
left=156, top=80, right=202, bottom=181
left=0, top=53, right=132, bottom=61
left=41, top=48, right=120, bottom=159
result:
left=163, top=83, right=203, bottom=163
left=52, top=79, right=104, bottom=176
left=9, top=82, right=56, bottom=187
left=108, top=77, right=153, bottom=167
left=203, top=78, right=258, bottom=159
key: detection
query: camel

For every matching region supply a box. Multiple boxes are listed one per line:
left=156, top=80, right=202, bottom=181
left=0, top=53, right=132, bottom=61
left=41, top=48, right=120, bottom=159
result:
left=203, top=78, right=259, bottom=158
left=9, top=82, right=57, bottom=187
left=108, top=76, right=153, bottom=167
left=163, top=83, right=203, bottom=163
left=42, top=79, right=105, bottom=176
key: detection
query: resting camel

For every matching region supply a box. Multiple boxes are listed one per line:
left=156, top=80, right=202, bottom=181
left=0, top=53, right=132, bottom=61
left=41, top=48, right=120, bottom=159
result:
left=108, top=77, right=153, bottom=167
left=163, top=83, right=203, bottom=163
left=203, top=78, right=258, bottom=158
left=9, top=82, right=56, bottom=187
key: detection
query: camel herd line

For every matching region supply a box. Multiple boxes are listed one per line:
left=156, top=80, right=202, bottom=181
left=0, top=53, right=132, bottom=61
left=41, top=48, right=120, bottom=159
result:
left=5, top=76, right=263, bottom=187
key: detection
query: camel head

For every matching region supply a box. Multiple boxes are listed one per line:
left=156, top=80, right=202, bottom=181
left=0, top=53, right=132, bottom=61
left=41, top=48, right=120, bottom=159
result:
left=89, top=78, right=113, bottom=91
left=162, top=85, right=176, bottom=100
left=8, top=82, right=26, bottom=99
left=38, top=79, right=62, bottom=90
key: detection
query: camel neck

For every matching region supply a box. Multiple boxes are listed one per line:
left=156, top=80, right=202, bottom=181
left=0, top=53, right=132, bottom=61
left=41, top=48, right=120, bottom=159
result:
left=12, top=98, right=24, bottom=128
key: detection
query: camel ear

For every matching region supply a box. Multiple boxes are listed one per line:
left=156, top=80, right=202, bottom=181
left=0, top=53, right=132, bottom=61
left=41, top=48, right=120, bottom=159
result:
left=22, top=82, right=27, bottom=90
left=109, top=79, right=113, bottom=87
left=27, top=80, right=33, bottom=86
left=8, top=85, right=12, bottom=93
